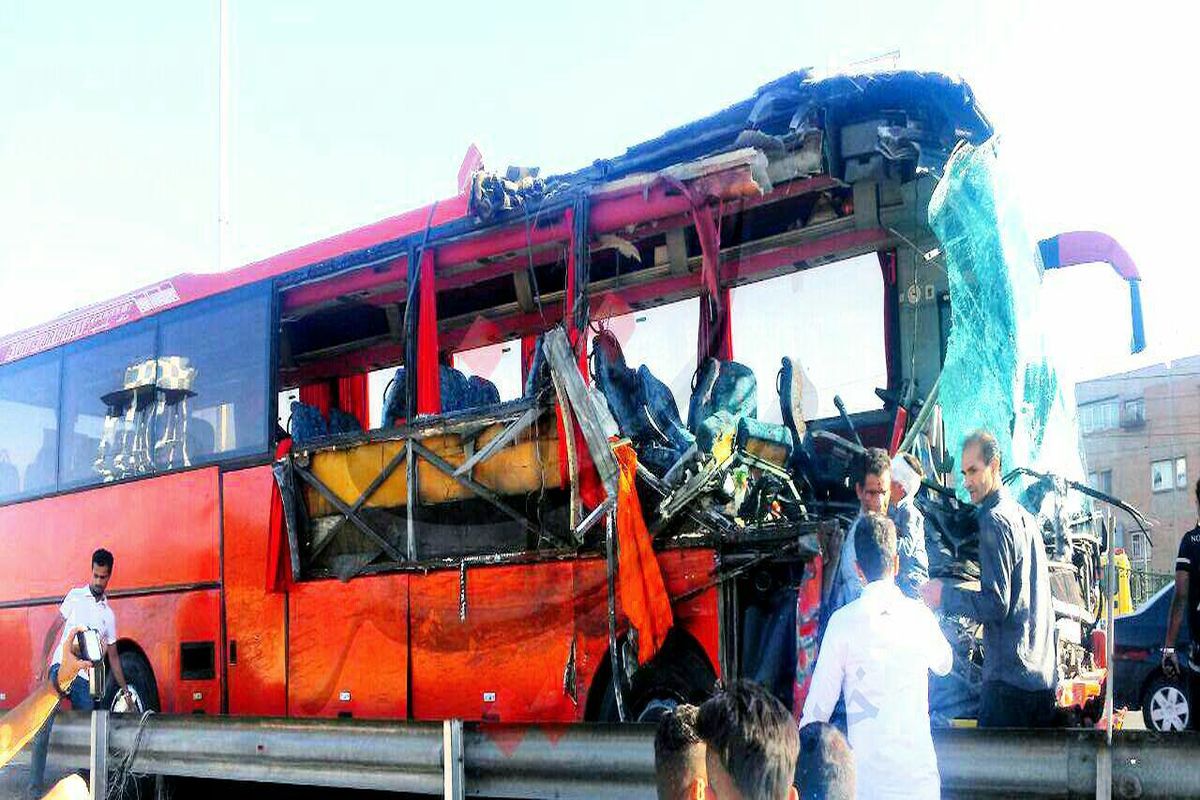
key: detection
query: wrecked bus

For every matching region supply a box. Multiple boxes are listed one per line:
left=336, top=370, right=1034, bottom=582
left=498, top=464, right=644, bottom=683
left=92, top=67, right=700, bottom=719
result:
left=0, top=69, right=1142, bottom=726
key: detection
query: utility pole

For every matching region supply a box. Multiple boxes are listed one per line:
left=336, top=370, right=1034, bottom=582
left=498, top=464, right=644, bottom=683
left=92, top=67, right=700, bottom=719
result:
left=217, top=0, right=231, bottom=271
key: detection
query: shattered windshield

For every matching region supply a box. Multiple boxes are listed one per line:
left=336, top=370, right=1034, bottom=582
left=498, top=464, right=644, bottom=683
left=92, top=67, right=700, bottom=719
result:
left=929, top=140, right=1086, bottom=504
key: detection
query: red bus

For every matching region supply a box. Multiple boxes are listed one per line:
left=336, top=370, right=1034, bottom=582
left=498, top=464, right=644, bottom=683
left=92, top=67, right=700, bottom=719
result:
left=0, top=69, right=1143, bottom=725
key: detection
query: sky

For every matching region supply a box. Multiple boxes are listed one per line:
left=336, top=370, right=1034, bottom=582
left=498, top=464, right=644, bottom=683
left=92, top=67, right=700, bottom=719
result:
left=1, top=0, right=1197, bottom=391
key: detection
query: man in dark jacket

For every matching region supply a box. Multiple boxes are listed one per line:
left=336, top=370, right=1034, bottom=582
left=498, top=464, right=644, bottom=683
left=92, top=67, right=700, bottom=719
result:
left=919, top=431, right=1058, bottom=727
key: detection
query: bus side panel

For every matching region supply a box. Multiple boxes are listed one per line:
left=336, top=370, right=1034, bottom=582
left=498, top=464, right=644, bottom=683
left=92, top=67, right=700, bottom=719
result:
left=288, top=574, right=409, bottom=719
left=0, top=468, right=221, bottom=604
left=572, top=549, right=720, bottom=717
left=410, top=561, right=581, bottom=723
left=105, top=588, right=222, bottom=714
left=0, top=607, right=32, bottom=709
left=657, top=548, right=721, bottom=677
left=222, top=466, right=286, bottom=716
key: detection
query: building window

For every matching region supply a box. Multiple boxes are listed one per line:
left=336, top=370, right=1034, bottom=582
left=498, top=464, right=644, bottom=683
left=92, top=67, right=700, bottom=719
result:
left=1079, top=398, right=1119, bottom=433
left=1152, top=460, right=1174, bottom=493
left=1124, top=397, right=1146, bottom=425
left=1130, top=530, right=1151, bottom=565
left=1088, top=469, right=1112, bottom=496
left=1177, top=457, right=1188, bottom=490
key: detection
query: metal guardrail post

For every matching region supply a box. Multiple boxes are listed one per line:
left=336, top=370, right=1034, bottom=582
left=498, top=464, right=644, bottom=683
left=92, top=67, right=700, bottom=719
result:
left=89, top=710, right=108, bottom=800
left=1096, top=739, right=1112, bottom=800
left=443, top=719, right=464, bottom=800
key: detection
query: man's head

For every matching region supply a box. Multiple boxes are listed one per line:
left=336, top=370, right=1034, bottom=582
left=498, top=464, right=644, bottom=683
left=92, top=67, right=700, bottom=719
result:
left=655, top=705, right=707, bottom=800
left=796, top=722, right=855, bottom=800
left=855, top=448, right=891, bottom=515
left=889, top=452, right=925, bottom=504
left=90, top=548, right=114, bottom=599
left=853, top=513, right=898, bottom=583
left=960, top=431, right=1001, bottom=504
left=696, top=681, right=799, bottom=800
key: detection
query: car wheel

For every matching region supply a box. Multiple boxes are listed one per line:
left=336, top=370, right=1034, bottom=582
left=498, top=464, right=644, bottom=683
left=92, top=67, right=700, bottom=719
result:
left=1142, top=674, right=1190, bottom=732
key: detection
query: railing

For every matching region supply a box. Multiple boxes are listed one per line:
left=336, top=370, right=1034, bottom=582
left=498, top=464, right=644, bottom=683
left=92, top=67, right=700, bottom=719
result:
left=14, top=712, right=1200, bottom=800
left=1129, top=570, right=1173, bottom=609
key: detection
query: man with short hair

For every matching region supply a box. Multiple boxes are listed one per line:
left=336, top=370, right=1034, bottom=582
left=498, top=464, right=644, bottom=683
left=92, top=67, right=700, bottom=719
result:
left=28, top=549, right=133, bottom=797
left=654, top=704, right=706, bottom=800
left=889, top=451, right=930, bottom=599
left=795, top=722, right=855, bottom=800
left=829, top=447, right=891, bottom=612
left=801, top=514, right=952, bottom=800
left=1161, top=477, right=1200, bottom=728
left=919, top=431, right=1058, bottom=728
left=696, top=681, right=799, bottom=800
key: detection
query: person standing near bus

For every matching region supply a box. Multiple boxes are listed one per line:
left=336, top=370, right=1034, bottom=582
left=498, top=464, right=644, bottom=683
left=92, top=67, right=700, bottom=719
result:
left=829, top=448, right=892, bottom=613
left=1162, top=477, right=1200, bottom=728
left=919, top=431, right=1058, bottom=728
left=888, top=452, right=930, bottom=599
left=28, top=549, right=132, bottom=797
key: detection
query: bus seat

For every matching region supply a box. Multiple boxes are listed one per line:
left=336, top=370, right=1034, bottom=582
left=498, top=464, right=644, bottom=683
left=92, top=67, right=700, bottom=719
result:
left=591, top=331, right=694, bottom=474
left=329, top=408, right=363, bottom=436
left=523, top=335, right=549, bottom=398
left=465, top=375, right=501, bottom=408
left=382, top=368, right=406, bottom=427
left=440, top=366, right=470, bottom=413
left=290, top=401, right=328, bottom=445
left=777, top=357, right=808, bottom=444
left=736, top=416, right=794, bottom=468
left=688, top=359, right=758, bottom=434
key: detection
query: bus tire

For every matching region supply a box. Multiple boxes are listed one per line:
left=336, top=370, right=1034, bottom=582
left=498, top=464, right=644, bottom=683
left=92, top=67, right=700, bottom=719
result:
left=595, top=630, right=717, bottom=723
left=103, top=648, right=160, bottom=713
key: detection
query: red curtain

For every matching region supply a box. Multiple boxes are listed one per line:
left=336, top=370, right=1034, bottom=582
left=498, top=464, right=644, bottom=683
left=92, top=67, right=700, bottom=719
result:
left=521, top=335, right=538, bottom=385
left=416, top=249, right=441, bottom=415
left=337, top=374, right=369, bottom=428
left=697, top=286, right=733, bottom=365
left=266, top=439, right=294, bottom=593
left=299, top=382, right=333, bottom=417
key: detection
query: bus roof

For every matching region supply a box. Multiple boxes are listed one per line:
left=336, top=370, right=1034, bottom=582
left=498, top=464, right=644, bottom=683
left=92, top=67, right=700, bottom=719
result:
left=0, top=69, right=989, bottom=367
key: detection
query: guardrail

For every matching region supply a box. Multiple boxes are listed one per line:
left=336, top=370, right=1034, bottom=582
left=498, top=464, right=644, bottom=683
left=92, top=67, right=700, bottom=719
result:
left=16, top=713, right=1200, bottom=799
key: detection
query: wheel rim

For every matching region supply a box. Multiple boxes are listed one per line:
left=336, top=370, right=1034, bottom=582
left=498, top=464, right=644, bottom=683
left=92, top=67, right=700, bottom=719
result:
left=1149, top=685, right=1189, bottom=731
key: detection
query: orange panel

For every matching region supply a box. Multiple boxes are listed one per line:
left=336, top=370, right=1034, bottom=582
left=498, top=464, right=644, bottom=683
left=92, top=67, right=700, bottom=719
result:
left=114, top=589, right=223, bottom=714
left=571, top=548, right=720, bottom=713
left=0, top=607, right=33, bottom=710
left=411, top=561, right=585, bottom=722
left=288, top=574, right=409, bottom=719
left=0, top=468, right=221, bottom=603
left=222, top=466, right=287, bottom=716
left=657, top=548, right=721, bottom=678
left=7, top=590, right=222, bottom=714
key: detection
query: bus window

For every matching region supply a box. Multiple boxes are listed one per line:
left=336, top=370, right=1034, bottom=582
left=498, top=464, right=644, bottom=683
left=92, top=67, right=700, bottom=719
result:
left=454, top=341, right=521, bottom=403
left=731, top=255, right=886, bottom=422
left=368, top=366, right=401, bottom=428
left=59, top=323, right=157, bottom=488
left=278, top=388, right=300, bottom=434
left=605, top=298, right=699, bottom=417
left=0, top=351, right=61, bottom=502
left=155, top=290, right=271, bottom=465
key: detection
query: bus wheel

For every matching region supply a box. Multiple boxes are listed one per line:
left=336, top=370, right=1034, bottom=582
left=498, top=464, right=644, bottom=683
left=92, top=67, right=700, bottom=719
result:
left=596, top=631, right=717, bottom=723
left=103, top=649, right=161, bottom=713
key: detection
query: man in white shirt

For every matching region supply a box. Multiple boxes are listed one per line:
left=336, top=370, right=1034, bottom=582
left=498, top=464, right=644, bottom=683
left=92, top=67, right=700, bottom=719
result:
left=28, top=549, right=132, bottom=797
left=800, top=515, right=953, bottom=800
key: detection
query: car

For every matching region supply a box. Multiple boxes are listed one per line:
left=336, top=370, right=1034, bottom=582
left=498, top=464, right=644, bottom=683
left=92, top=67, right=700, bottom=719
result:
left=1112, top=582, right=1192, bottom=731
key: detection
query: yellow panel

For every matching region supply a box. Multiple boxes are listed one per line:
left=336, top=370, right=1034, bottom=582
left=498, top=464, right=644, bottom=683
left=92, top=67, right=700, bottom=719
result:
left=304, top=422, right=562, bottom=516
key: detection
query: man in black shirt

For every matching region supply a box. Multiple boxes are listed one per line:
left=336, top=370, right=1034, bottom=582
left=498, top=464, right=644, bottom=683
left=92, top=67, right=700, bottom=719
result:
left=920, top=430, right=1058, bottom=727
left=1162, top=478, right=1200, bottom=728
